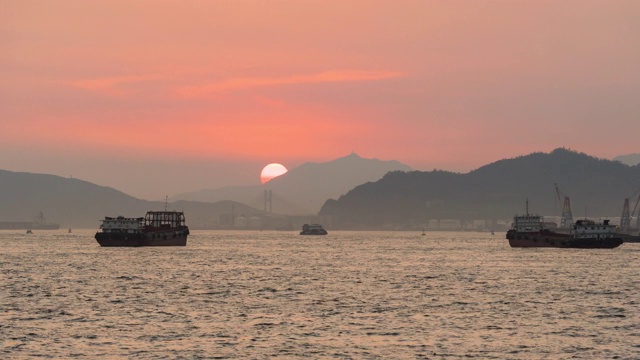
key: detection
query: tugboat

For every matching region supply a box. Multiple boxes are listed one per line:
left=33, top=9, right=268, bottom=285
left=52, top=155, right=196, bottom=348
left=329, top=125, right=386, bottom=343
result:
left=300, top=223, right=328, bottom=235
left=506, top=202, right=622, bottom=249
left=95, top=211, right=189, bottom=247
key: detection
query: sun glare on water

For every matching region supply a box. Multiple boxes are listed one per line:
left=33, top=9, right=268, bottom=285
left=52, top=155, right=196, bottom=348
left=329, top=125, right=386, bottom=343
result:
left=260, top=163, right=288, bottom=184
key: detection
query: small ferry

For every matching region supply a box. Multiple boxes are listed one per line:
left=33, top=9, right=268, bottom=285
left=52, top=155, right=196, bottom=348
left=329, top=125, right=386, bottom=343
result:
left=300, top=223, right=328, bottom=235
left=506, top=203, right=622, bottom=249
left=95, top=211, right=189, bottom=247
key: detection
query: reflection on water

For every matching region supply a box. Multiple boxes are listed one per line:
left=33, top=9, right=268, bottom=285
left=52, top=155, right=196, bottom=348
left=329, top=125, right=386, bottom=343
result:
left=1, top=230, right=638, bottom=358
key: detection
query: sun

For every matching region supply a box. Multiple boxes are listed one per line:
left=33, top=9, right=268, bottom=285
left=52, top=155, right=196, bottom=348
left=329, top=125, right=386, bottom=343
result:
left=260, top=163, right=288, bottom=184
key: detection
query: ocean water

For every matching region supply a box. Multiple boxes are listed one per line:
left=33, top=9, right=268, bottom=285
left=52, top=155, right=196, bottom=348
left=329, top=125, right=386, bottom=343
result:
left=1, top=230, right=638, bottom=359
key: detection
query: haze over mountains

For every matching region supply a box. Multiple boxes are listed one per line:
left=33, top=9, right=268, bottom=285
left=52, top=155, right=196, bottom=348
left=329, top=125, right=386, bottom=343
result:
left=0, top=169, right=264, bottom=229
left=2, top=149, right=639, bottom=230
left=171, top=153, right=412, bottom=215
left=320, top=148, right=640, bottom=229
left=0, top=153, right=411, bottom=228
left=614, top=153, right=640, bottom=166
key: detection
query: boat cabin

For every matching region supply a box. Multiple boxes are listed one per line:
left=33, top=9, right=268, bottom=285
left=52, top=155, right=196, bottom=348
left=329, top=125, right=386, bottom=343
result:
left=100, top=216, right=144, bottom=233
left=512, top=214, right=543, bottom=232
left=572, top=219, right=617, bottom=238
left=144, top=211, right=187, bottom=229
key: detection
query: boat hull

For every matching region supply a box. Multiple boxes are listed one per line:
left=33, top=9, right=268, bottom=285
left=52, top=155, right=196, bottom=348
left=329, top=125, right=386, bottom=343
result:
left=300, top=230, right=328, bottom=235
left=95, top=230, right=188, bottom=247
left=506, top=230, right=622, bottom=249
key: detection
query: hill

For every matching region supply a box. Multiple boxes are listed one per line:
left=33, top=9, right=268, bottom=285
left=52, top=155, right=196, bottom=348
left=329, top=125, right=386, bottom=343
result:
left=172, top=153, right=412, bottom=214
left=0, top=170, right=263, bottom=229
left=614, top=153, right=640, bottom=166
left=319, top=148, right=640, bottom=229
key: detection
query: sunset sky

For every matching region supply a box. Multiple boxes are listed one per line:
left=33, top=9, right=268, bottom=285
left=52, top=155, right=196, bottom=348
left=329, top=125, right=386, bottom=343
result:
left=2, top=1, right=639, bottom=199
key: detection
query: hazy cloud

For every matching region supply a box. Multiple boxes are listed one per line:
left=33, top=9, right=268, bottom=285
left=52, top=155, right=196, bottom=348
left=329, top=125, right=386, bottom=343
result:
left=175, top=70, right=406, bottom=98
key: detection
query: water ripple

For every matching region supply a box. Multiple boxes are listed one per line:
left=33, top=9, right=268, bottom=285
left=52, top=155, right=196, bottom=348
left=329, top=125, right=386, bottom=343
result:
left=0, top=230, right=638, bottom=358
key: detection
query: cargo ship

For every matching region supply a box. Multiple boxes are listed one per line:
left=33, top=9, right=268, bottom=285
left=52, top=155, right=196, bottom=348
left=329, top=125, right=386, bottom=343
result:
left=300, top=223, right=328, bottom=235
left=95, top=211, right=189, bottom=247
left=0, top=211, right=60, bottom=230
left=506, top=204, right=622, bottom=249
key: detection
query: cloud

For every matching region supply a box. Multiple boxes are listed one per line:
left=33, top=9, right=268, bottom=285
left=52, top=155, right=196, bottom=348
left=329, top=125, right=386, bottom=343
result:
left=69, top=74, right=171, bottom=97
left=175, top=70, right=406, bottom=98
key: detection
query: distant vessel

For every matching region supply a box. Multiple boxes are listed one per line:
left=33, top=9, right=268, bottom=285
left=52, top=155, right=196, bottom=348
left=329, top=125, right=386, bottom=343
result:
left=0, top=211, right=60, bottom=230
left=300, top=223, right=328, bottom=235
left=95, top=211, right=189, bottom=247
left=506, top=203, right=622, bottom=249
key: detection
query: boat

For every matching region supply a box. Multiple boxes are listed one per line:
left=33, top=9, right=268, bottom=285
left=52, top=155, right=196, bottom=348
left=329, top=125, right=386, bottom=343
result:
left=95, top=211, right=189, bottom=247
left=506, top=204, right=622, bottom=248
left=0, top=211, right=60, bottom=230
left=300, top=223, right=328, bottom=235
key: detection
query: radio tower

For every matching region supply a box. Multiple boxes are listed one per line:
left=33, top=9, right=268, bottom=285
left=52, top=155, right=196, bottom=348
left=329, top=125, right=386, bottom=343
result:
left=555, top=183, right=574, bottom=228
left=620, top=198, right=631, bottom=233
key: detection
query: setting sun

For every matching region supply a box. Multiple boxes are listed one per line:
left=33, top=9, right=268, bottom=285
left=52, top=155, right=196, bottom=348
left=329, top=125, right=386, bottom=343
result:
left=260, top=163, right=288, bottom=184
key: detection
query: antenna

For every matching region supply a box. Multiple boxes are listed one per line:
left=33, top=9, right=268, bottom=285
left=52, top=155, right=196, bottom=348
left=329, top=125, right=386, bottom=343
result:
left=164, top=196, right=168, bottom=211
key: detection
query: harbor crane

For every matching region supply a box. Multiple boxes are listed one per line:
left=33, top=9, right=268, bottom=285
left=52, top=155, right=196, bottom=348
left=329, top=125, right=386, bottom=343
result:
left=554, top=183, right=574, bottom=228
left=620, top=188, right=640, bottom=233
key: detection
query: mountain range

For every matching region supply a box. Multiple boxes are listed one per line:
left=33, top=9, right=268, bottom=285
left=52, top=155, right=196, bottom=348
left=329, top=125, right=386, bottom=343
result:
left=614, top=153, right=640, bottom=166
left=0, top=169, right=263, bottom=229
left=2, top=149, right=639, bottom=230
left=0, top=153, right=411, bottom=228
left=171, top=153, right=412, bottom=214
left=320, top=148, right=640, bottom=229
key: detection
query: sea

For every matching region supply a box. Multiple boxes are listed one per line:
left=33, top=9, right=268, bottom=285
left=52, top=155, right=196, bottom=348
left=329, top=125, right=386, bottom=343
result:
left=1, top=230, right=638, bottom=359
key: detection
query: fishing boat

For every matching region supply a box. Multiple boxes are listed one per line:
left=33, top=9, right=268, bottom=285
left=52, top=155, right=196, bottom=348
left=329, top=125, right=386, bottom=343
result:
left=506, top=203, right=622, bottom=249
left=95, top=211, right=189, bottom=247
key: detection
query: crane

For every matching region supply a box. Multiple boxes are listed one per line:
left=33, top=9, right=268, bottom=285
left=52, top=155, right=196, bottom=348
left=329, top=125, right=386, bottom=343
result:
left=621, top=187, right=640, bottom=233
left=554, top=183, right=573, bottom=228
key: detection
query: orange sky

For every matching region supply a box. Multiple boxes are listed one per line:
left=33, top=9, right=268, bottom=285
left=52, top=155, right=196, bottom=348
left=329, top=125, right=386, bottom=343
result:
left=2, top=1, right=640, bottom=198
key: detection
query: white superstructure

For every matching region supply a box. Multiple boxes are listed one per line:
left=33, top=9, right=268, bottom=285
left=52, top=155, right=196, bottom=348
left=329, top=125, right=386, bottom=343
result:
left=100, top=216, right=144, bottom=233
left=572, top=219, right=618, bottom=239
left=512, top=214, right=543, bottom=232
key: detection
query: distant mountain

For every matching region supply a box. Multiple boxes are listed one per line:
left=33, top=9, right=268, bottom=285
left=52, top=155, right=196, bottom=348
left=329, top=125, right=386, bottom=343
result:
left=172, top=153, right=412, bottom=214
left=0, top=169, right=263, bottom=228
left=319, top=148, right=640, bottom=229
left=614, top=153, right=640, bottom=166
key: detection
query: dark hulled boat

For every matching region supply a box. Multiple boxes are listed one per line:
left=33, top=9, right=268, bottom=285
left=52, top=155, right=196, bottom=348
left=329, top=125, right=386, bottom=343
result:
left=300, top=223, right=328, bottom=235
left=506, top=206, right=622, bottom=249
left=95, top=211, right=189, bottom=247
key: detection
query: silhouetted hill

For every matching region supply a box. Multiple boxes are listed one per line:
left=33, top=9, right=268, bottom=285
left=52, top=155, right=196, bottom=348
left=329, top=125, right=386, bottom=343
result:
left=614, top=153, right=640, bottom=166
left=172, top=153, right=412, bottom=214
left=0, top=170, right=262, bottom=228
left=319, top=149, right=640, bottom=229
